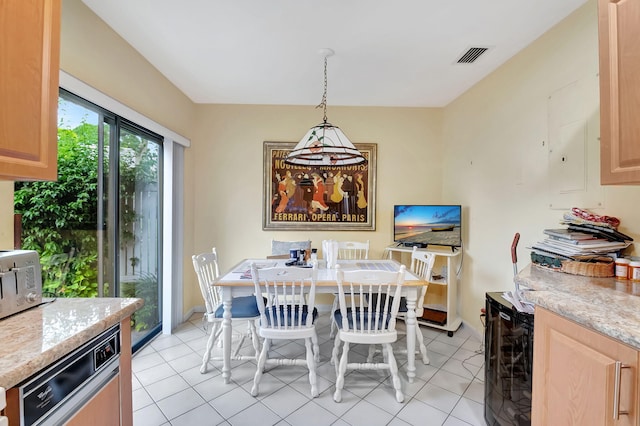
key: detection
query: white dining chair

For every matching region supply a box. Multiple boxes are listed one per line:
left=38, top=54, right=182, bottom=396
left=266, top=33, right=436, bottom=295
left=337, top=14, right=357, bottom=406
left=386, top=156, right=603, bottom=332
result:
left=336, top=240, right=369, bottom=260
left=400, top=247, right=436, bottom=363
left=370, top=246, right=436, bottom=364
left=250, top=263, right=320, bottom=398
left=329, top=240, right=370, bottom=338
left=270, top=239, right=312, bottom=256
left=192, top=249, right=261, bottom=374
left=331, top=265, right=406, bottom=403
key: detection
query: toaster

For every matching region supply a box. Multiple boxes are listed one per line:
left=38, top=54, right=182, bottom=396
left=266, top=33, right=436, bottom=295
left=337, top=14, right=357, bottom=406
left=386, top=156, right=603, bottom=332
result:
left=0, top=250, right=43, bottom=319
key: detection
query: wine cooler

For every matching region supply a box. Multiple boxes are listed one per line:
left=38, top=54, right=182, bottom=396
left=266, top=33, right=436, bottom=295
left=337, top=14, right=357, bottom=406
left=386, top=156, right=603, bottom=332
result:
left=484, top=292, right=534, bottom=426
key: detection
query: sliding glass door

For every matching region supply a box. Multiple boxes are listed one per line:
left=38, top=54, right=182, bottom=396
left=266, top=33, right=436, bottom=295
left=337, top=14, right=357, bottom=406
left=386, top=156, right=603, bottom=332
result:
left=14, top=89, right=163, bottom=350
left=117, top=124, right=162, bottom=345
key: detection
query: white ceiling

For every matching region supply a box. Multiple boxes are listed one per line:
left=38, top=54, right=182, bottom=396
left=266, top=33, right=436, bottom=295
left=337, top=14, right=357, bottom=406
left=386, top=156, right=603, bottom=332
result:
left=82, top=0, right=588, bottom=107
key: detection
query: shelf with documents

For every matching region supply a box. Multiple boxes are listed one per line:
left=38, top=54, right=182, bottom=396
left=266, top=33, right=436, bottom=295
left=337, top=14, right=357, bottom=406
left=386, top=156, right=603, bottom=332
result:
left=383, top=245, right=462, bottom=336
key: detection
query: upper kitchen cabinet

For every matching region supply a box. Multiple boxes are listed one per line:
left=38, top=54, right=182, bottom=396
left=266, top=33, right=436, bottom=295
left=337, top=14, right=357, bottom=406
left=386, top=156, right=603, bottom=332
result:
left=598, top=0, right=640, bottom=184
left=0, top=0, right=60, bottom=181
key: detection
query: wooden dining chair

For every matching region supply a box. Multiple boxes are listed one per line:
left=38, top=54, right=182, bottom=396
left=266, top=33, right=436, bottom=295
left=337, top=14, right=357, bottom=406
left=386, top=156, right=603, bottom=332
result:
left=329, top=240, right=370, bottom=338
left=331, top=265, right=406, bottom=403
left=250, top=263, right=320, bottom=398
left=191, top=249, right=261, bottom=374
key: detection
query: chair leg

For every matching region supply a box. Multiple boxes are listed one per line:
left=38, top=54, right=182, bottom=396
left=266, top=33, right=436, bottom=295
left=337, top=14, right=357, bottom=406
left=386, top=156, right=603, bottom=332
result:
left=311, top=329, right=320, bottom=363
left=416, top=326, right=429, bottom=364
left=304, top=337, right=319, bottom=398
left=200, top=322, right=220, bottom=374
left=251, top=338, right=270, bottom=397
left=248, top=320, right=261, bottom=359
left=331, top=333, right=341, bottom=370
left=329, top=297, right=338, bottom=339
left=384, top=343, right=404, bottom=403
left=333, top=341, right=350, bottom=403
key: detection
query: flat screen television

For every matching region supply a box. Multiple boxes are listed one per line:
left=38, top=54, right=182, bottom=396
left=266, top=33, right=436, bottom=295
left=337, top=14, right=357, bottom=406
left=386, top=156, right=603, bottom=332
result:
left=393, top=205, right=462, bottom=250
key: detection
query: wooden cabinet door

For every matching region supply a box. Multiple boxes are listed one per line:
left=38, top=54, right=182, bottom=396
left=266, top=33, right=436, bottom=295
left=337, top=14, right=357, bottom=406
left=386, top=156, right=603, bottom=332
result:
left=533, top=308, right=638, bottom=425
left=598, top=0, right=640, bottom=184
left=65, top=374, right=121, bottom=426
left=0, top=0, right=60, bottom=181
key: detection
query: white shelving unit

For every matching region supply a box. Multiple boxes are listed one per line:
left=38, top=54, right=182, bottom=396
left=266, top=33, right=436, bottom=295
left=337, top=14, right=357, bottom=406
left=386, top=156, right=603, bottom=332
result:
left=383, top=245, right=462, bottom=336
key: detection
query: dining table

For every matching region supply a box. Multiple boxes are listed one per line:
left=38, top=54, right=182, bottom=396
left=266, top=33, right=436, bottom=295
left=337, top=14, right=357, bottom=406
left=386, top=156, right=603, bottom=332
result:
left=214, top=258, right=428, bottom=384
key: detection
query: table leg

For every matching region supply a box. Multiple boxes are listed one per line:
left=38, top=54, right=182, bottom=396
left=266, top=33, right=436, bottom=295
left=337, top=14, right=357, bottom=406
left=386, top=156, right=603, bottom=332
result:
left=221, top=289, right=232, bottom=384
left=405, top=288, right=417, bottom=383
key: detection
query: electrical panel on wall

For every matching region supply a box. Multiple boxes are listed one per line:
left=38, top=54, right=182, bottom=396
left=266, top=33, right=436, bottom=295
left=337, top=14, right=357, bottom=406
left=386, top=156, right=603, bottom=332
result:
left=547, top=73, right=604, bottom=210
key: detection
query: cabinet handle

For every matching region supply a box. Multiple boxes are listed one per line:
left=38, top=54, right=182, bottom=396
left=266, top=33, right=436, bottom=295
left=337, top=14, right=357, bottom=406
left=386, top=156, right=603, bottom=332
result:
left=613, top=361, right=630, bottom=420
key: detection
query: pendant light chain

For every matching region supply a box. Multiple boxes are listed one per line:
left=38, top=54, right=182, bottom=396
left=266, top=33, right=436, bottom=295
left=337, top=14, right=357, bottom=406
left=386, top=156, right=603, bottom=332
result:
left=316, top=55, right=328, bottom=124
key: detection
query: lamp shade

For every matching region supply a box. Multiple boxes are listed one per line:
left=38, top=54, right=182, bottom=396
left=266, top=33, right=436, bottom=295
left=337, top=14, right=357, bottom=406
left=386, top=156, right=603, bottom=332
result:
left=284, top=121, right=367, bottom=166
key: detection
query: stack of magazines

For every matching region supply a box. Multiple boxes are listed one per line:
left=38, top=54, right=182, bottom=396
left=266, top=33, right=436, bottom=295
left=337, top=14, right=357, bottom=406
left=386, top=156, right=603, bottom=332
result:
left=531, top=208, right=633, bottom=260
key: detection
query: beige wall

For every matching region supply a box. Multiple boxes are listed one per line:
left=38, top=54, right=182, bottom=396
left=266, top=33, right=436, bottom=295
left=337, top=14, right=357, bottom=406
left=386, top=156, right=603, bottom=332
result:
left=443, top=0, right=640, bottom=331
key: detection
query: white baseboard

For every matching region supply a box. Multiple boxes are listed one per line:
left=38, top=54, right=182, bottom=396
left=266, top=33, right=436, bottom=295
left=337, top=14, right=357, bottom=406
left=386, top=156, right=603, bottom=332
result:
left=183, top=306, right=204, bottom=323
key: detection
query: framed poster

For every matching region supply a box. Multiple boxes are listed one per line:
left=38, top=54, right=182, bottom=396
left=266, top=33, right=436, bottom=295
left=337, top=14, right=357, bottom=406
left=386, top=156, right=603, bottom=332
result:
left=263, top=141, right=376, bottom=231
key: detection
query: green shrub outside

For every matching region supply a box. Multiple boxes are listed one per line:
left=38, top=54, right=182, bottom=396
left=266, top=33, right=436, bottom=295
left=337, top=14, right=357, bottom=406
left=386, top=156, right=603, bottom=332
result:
left=15, top=124, right=101, bottom=298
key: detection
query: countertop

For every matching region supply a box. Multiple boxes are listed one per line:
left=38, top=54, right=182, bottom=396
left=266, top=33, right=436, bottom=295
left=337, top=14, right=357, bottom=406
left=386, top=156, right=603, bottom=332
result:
left=516, top=263, right=640, bottom=350
left=0, top=297, right=143, bottom=389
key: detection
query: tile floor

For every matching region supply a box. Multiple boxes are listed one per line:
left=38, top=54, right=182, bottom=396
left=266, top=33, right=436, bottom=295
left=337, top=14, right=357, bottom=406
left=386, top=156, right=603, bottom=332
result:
left=131, top=312, right=487, bottom=426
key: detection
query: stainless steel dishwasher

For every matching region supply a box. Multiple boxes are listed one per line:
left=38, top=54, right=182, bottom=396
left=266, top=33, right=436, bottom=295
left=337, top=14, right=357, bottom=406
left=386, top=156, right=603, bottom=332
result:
left=15, top=324, right=120, bottom=426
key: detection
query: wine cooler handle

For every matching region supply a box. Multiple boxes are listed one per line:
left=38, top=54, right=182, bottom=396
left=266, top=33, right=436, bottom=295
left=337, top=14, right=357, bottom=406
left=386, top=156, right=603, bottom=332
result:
left=613, top=361, right=630, bottom=420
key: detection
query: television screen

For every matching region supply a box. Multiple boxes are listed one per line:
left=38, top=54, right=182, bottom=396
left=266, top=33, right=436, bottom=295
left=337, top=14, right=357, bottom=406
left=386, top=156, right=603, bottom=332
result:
left=394, top=205, right=462, bottom=248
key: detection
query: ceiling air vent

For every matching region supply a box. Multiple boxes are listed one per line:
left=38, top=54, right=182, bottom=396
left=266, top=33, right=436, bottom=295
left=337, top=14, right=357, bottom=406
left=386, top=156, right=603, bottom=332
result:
left=456, top=47, right=489, bottom=64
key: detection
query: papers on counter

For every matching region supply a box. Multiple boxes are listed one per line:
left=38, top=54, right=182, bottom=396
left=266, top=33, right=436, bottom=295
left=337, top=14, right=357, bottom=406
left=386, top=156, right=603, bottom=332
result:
left=502, top=291, right=535, bottom=314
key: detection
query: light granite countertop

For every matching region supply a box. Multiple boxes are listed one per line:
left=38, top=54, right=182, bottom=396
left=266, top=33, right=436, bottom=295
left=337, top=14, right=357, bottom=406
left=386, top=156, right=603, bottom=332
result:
left=516, top=263, right=640, bottom=350
left=0, top=297, right=143, bottom=389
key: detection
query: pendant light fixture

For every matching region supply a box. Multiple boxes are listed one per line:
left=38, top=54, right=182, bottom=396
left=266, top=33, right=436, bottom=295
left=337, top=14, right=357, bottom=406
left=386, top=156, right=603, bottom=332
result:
left=284, top=48, right=367, bottom=166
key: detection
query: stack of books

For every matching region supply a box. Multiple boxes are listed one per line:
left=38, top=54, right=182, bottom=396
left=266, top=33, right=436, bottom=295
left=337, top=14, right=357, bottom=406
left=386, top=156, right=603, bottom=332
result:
left=529, top=209, right=633, bottom=276
left=531, top=226, right=632, bottom=259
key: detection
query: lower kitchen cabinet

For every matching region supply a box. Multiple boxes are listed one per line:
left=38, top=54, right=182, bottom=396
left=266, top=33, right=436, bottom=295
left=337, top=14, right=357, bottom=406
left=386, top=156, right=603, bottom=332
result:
left=532, top=307, right=639, bottom=425
left=65, top=375, right=120, bottom=426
